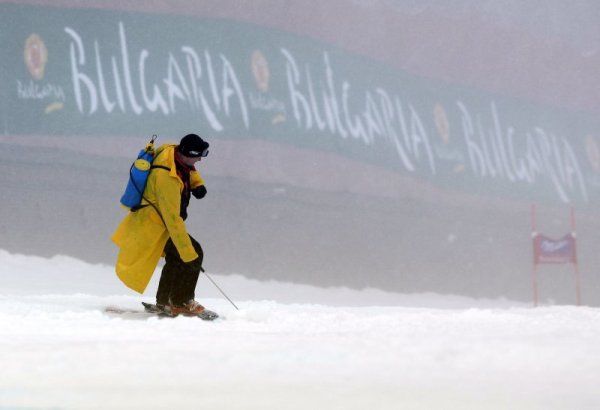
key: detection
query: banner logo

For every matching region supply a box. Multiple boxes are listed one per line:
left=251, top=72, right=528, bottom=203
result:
left=19, top=33, right=65, bottom=113
left=585, top=134, right=600, bottom=172
left=251, top=50, right=270, bottom=93
left=24, top=33, right=48, bottom=80
left=434, top=103, right=450, bottom=145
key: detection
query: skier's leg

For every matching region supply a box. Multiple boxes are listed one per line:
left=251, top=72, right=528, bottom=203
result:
left=170, top=235, right=203, bottom=305
left=155, top=239, right=178, bottom=306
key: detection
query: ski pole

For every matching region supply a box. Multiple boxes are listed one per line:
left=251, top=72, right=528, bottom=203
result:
left=200, top=267, right=239, bottom=310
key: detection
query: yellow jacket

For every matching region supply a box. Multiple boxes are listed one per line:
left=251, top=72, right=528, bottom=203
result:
left=112, top=144, right=205, bottom=293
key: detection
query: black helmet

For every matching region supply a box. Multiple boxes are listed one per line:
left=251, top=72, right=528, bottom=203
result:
left=178, top=134, right=209, bottom=158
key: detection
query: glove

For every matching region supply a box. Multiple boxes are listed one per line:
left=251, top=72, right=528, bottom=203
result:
left=192, top=186, right=207, bottom=199
left=185, top=255, right=203, bottom=271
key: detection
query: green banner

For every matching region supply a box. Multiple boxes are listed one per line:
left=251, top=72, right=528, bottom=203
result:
left=3, top=4, right=600, bottom=205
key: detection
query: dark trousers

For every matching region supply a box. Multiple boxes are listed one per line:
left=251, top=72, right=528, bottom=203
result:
left=156, top=235, right=203, bottom=306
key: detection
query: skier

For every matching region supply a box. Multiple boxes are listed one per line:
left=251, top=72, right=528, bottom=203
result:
left=112, top=133, right=214, bottom=317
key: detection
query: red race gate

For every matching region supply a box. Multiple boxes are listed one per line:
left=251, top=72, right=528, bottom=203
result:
left=530, top=205, right=583, bottom=307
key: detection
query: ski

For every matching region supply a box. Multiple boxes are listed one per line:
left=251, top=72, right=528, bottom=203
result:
left=103, top=305, right=167, bottom=319
left=141, top=302, right=219, bottom=321
left=104, top=303, right=219, bottom=321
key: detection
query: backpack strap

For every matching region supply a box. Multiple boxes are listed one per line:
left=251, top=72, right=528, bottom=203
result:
left=130, top=204, right=149, bottom=212
left=151, top=165, right=170, bottom=171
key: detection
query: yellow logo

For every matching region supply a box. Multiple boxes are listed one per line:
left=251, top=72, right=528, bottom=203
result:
left=433, top=103, right=450, bottom=144
left=251, top=50, right=270, bottom=93
left=585, top=135, right=600, bottom=172
left=24, top=33, right=48, bottom=80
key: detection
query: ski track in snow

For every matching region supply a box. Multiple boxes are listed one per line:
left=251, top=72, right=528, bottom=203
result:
left=1, top=250, right=600, bottom=410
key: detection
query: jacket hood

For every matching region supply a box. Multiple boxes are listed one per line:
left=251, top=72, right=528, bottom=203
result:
left=153, top=144, right=178, bottom=176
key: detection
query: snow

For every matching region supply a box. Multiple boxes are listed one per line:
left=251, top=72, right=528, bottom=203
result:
left=1, top=250, right=600, bottom=410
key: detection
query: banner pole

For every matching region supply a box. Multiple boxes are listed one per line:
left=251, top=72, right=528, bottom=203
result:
left=574, top=263, right=583, bottom=306
left=532, top=263, right=539, bottom=307
left=531, top=204, right=539, bottom=307
left=570, top=207, right=583, bottom=306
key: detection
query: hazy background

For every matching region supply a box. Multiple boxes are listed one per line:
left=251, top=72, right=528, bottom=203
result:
left=1, top=0, right=599, bottom=305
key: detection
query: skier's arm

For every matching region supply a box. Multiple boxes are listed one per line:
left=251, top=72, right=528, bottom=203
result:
left=154, top=172, right=198, bottom=263
left=190, top=170, right=207, bottom=199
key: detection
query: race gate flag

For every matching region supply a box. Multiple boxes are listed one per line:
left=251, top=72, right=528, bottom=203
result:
left=532, top=234, right=577, bottom=265
left=530, top=205, right=583, bottom=306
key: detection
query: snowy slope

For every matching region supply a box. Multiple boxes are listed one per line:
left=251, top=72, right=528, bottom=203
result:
left=1, top=250, right=599, bottom=410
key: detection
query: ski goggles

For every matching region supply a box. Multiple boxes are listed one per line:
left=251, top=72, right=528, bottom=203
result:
left=185, top=148, right=209, bottom=158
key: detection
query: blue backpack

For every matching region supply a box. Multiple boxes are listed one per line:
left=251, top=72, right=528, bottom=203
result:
left=120, top=135, right=158, bottom=210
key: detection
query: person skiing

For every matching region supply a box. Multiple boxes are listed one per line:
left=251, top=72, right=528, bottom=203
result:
left=112, top=133, right=215, bottom=317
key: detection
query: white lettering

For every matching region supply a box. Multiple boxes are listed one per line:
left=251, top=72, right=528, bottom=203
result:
left=65, top=27, right=97, bottom=114
left=139, top=49, right=169, bottom=114
left=458, top=100, right=587, bottom=202
left=64, top=23, right=248, bottom=130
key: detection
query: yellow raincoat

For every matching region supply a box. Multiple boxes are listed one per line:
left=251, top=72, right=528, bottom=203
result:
left=112, top=144, right=205, bottom=293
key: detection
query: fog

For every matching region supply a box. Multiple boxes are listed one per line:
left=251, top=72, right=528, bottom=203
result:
left=1, top=0, right=599, bottom=306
